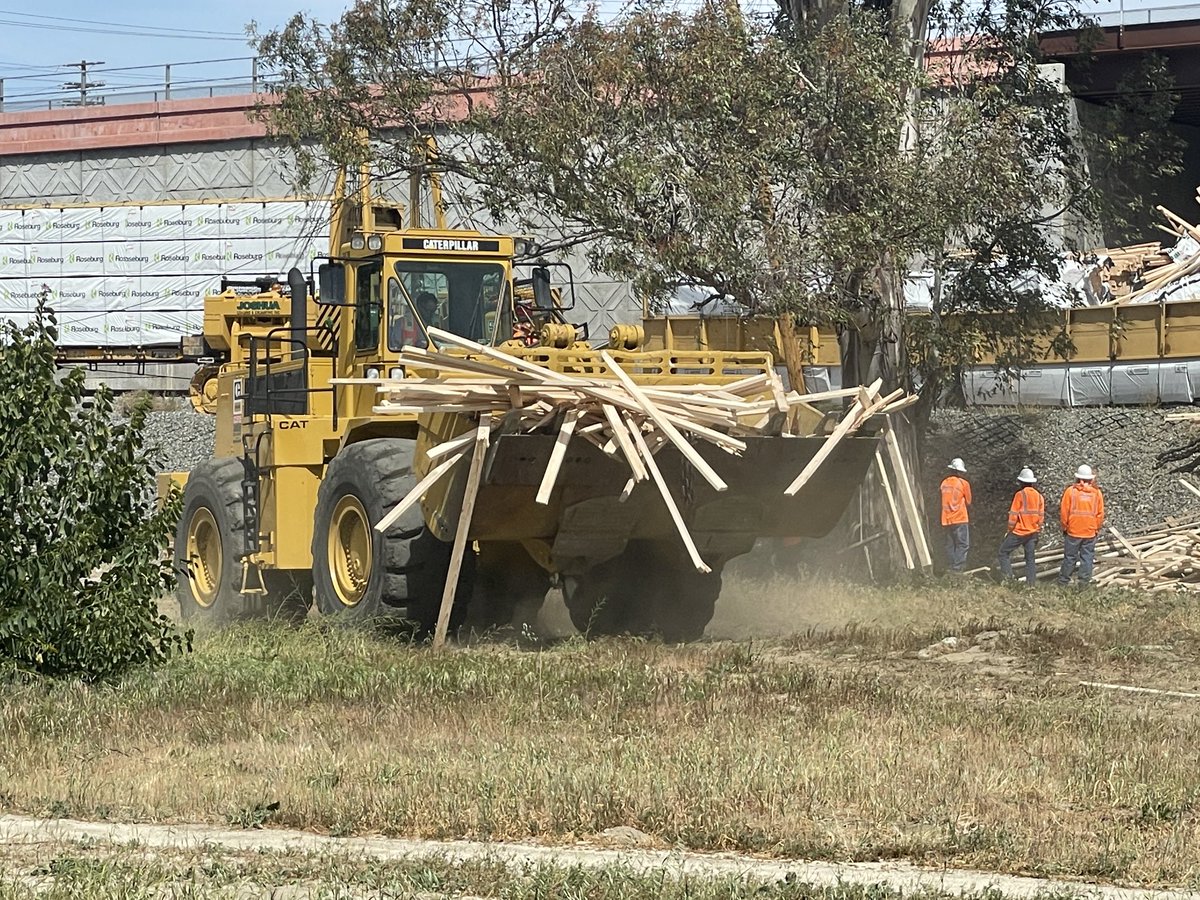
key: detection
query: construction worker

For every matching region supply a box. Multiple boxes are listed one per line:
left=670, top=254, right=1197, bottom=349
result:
left=940, top=458, right=972, bottom=573
left=1057, top=464, right=1105, bottom=587
left=997, top=467, right=1044, bottom=585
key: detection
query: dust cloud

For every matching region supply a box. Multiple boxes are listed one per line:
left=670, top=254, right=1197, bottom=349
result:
left=705, top=548, right=875, bottom=640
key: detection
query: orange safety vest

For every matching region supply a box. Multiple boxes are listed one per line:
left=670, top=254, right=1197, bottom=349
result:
left=1008, top=486, right=1045, bottom=537
left=940, top=475, right=971, bottom=526
left=1060, top=483, right=1105, bottom=539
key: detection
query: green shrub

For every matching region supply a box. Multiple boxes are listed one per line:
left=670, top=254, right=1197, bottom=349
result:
left=0, top=297, right=189, bottom=681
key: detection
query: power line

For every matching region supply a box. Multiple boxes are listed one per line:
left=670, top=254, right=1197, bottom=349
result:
left=0, top=8, right=245, bottom=37
left=0, top=18, right=249, bottom=41
left=0, top=60, right=69, bottom=73
left=0, top=56, right=257, bottom=82
left=2, top=72, right=270, bottom=103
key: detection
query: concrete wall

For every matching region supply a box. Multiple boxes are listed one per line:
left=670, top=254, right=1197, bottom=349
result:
left=0, top=139, right=299, bottom=205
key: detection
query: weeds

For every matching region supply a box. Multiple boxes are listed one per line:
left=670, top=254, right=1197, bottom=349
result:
left=0, top=843, right=1131, bottom=899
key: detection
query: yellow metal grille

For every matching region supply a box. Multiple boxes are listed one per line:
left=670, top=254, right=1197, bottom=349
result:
left=506, top=347, right=774, bottom=384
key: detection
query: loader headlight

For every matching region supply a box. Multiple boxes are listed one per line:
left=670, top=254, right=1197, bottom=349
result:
left=389, top=366, right=404, bottom=380
left=514, top=238, right=540, bottom=258
left=350, top=233, right=366, bottom=251
left=365, top=366, right=381, bottom=380
left=367, top=234, right=383, bottom=251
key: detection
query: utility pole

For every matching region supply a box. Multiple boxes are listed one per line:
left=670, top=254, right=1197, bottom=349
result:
left=61, top=60, right=105, bottom=107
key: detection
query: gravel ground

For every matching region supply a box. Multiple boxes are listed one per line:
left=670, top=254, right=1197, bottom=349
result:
left=141, top=409, right=216, bottom=474
left=924, top=407, right=1200, bottom=556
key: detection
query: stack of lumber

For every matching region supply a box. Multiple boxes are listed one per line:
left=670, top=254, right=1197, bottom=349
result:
left=1120, top=201, right=1200, bottom=304
left=1087, top=518, right=1200, bottom=591
left=331, top=327, right=924, bottom=646
left=1093, top=240, right=1168, bottom=298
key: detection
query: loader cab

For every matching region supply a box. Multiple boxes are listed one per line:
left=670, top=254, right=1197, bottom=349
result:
left=384, top=257, right=510, bottom=352
left=317, top=230, right=542, bottom=422
left=319, top=231, right=574, bottom=367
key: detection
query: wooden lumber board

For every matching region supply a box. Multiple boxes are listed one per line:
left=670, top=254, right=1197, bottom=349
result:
left=432, top=413, right=492, bottom=651
left=601, top=351, right=729, bottom=492
left=1108, top=526, right=1148, bottom=569
left=375, top=450, right=468, bottom=534
left=429, top=328, right=587, bottom=386
left=878, top=394, right=921, bottom=414
left=602, top=403, right=648, bottom=482
left=425, top=430, right=479, bottom=461
left=875, top=447, right=915, bottom=569
left=374, top=403, right=504, bottom=415
left=536, top=408, right=582, bottom=505
left=782, top=382, right=880, bottom=497
left=626, top=411, right=711, bottom=573
left=1157, top=205, right=1200, bottom=243
left=398, top=347, right=538, bottom=380
left=883, top=420, right=934, bottom=567
left=768, top=368, right=789, bottom=414
left=421, top=329, right=775, bottom=411
left=782, top=397, right=864, bottom=495
left=1078, top=678, right=1200, bottom=698
left=783, top=386, right=861, bottom=404
left=420, top=333, right=752, bottom=453
left=1180, top=478, right=1200, bottom=501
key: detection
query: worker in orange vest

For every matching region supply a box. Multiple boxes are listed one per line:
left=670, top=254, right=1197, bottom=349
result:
left=1057, top=464, right=1105, bottom=586
left=940, top=458, right=972, bottom=572
left=997, top=467, right=1044, bottom=585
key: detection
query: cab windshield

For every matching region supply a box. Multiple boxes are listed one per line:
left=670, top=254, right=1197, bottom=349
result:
left=387, top=260, right=508, bottom=351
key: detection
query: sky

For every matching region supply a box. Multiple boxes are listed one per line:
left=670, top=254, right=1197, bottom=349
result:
left=0, top=1, right=350, bottom=108
left=0, top=0, right=1191, bottom=109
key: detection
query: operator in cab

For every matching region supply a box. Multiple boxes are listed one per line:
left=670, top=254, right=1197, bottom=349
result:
left=389, top=289, right=441, bottom=349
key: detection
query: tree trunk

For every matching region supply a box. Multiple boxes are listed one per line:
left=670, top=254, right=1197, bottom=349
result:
left=776, top=313, right=808, bottom=393
left=778, top=0, right=936, bottom=571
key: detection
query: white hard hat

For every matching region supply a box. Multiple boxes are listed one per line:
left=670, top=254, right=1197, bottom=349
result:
left=947, top=458, right=966, bottom=473
left=1017, top=467, right=1037, bottom=484
left=1074, top=464, right=1094, bottom=481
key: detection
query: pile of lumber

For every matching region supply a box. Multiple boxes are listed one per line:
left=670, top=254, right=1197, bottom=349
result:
left=1118, top=200, right=1200, bottom=304
left=332, top=327, right=924, bottom=646
left=1093, top=240, right=1169, bottom=299
left=1087, top=517, right=1200, bottom=591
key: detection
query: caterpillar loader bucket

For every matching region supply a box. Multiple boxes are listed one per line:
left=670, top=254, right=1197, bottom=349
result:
left=429, top=422, right=881, bottom=577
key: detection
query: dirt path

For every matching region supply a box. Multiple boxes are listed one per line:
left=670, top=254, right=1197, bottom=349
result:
left=1, top=815, right=1196, bottom=900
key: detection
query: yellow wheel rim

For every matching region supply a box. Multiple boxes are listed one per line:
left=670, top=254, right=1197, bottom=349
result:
left=328, top=495, right=373, bottom=607
left=185, top=507, right=223, bottom=608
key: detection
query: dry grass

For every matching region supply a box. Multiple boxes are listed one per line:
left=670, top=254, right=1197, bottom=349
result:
left=3, top=577, right=1200, bottom=887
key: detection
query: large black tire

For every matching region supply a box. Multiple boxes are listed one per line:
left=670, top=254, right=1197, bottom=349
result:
left=472, top=542, right=552, bottom=632
left=174, top=458, right=310, bottom=624
left=311, top=438, right=471, bottom=634
left=562, top=542, right=720, bottom=642
left=562, top=551, right=650, bottom=637
left=651, top=564, right=722, bottom=643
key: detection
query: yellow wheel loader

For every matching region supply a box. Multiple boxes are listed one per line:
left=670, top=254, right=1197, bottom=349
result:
left=164, top=194, right=879, bottom=640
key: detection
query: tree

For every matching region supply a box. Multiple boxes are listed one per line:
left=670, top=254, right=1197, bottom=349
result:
left=0, top=298, right=188, bottom=682
left=1074, top=53, right=1186, bottom=244
left=254, top=0, right=1180, bottom=402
